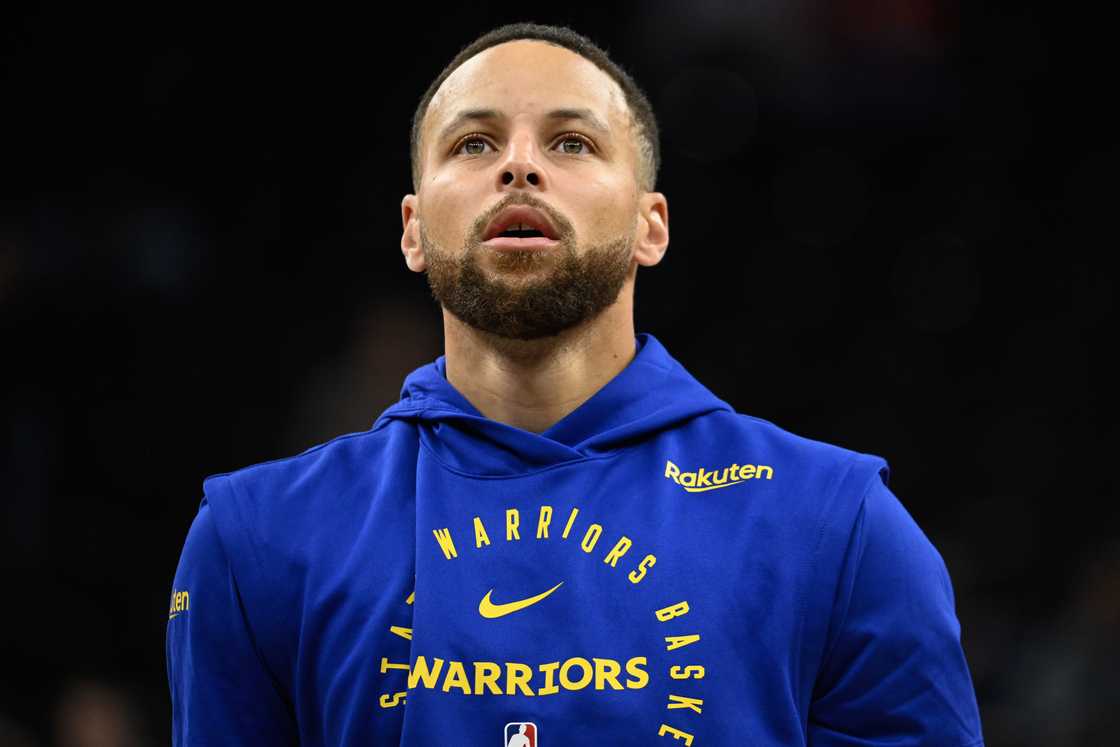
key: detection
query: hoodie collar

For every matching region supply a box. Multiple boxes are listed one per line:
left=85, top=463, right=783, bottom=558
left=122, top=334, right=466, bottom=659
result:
left=376, top=333, right=732, bottom=476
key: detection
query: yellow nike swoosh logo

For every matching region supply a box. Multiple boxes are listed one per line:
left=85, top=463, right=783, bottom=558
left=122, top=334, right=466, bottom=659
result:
left=478, top=581, right=564, bottom=619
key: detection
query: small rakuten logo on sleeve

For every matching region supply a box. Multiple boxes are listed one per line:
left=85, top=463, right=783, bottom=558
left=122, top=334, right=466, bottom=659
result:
left=168, top=588, right=190, bottom=620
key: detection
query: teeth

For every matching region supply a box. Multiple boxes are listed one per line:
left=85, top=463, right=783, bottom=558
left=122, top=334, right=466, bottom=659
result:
left=493, top=220, right=548, bottom=238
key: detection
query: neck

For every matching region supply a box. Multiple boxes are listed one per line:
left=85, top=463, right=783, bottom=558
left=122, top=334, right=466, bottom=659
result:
left=442, top=281, right=637, bottom=434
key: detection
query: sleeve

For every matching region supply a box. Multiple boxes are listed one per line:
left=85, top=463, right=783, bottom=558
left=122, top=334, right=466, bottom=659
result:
left=807, top=474, right=985, bottom=747
left=166, top=499, right=298, bottom=746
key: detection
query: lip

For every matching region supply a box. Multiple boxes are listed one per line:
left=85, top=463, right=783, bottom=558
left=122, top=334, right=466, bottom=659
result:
left=481, top=236, right=560, bottom=251
left=483, top=205, right=560, bottom=241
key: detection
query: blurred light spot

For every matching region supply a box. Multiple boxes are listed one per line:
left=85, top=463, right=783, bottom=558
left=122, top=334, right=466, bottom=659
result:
left=54, top=679, right=144, bottom=747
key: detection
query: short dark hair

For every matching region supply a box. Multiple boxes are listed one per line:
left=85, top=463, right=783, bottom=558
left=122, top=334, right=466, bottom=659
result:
left=409, top=22, right=660, bottom=193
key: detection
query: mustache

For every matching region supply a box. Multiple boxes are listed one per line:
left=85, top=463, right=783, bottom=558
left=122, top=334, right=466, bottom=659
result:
left=470, top=194, right=573, bottom=243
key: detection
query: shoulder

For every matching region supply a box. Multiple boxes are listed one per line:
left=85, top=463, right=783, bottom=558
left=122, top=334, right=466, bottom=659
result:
left=734, top=409, right=882, bottom=465
left=179, top=422, right=419, bottom=660
left=688, top=408, right=890, bottom=502
left=202, top=419, right=416, bottom=515
left=197, top=420, right=418, bottom=582
left=686, top=409, right=896, bottom=577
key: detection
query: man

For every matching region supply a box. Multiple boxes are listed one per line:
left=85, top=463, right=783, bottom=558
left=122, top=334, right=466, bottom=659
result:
left=166, top=22, right=985, bottom=746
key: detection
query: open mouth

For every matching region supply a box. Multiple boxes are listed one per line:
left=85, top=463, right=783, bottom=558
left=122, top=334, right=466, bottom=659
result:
left=481, top=205, right=562, bottom=248
left=498, top=226, right=547, bottom=239
left=482, top=222, right=560, bottom=249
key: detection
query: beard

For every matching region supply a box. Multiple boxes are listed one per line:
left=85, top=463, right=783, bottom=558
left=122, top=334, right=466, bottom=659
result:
left=421, top=204, right=634, bottom=341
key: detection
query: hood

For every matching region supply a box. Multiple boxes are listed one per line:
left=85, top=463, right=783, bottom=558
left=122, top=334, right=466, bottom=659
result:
left=374, top=333, right=733, bottom=477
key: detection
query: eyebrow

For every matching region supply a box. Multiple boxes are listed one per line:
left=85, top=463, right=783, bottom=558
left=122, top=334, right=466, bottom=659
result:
left=436, top=107, right=612, bottom=145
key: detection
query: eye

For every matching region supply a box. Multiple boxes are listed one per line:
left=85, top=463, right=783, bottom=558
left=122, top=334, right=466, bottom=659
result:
left=453, top=134, right=494, bottom=156
left=554, top=132, right=594, bottom=155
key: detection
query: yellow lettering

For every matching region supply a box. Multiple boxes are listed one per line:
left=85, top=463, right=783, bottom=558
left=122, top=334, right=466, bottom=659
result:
left=473, top=517, right=491, bottom=548
left=170, top=591, right=190, bottom=612
left=655, top=600, right=690, bottom=622
left=657, top=724, right=695, bottom=745
left=561, top=507, right=579, bottom=539
left=559, top=657, right=593, bottom=691
left=405, top=590, right=414, bottom=605
left=625, top=656, right=650, bottom=689
left=602, top=536, right=632, bottom=567
left=441, top=661, right=471, bottom=695
left=628, top=554, right=657, bottom=584
left=537, top=505, right=553, bottom=538
left=538, top=661, right=561, bottom=695
left=407, top=656, right=444, bottom=689
left=432, top=528, right=458, bottom=560
left=593, top=657, right=624, bottom=690
left=401, top=655, right=653, bottom=697
left=380, top=657, right=410, bottom=674
left=473, top=661, right=503, bottom=695
left=505, top=662, right=535, bottom=696
left=665, top=634, right=701, bottom=651
left=667, top=694, right=704, bottom=714
left=389, top=625, right=412, bottom=641
left=666, top=461, right=773, bottom=489
left=506, top=509, right=520, bottom=541
left=580, top=523, right=603, bottom=552
left=379, top=691, right=407, bottom=709
left=669, top=665, right=705, bottom=680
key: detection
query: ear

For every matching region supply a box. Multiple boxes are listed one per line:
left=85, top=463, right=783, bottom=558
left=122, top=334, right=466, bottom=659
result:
left=401, top=193, right=426, bottom=272
left=634, top=192, right=669, bottom=267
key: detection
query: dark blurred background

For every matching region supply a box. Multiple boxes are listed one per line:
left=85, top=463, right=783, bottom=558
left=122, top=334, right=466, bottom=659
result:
left=1, top=2, right=1114, bottom=745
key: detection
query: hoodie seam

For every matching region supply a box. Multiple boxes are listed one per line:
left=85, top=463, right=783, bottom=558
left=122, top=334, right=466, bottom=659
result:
left=416, top=432, right=621, bottom=479
left=203, top=428, right=386, bottom=482
left=795, top=453, right=861, bottom=716
left=412, top=403, right=725, bottom=479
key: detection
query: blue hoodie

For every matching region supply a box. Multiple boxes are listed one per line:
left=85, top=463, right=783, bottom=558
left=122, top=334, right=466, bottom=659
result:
left=166, top=333, right=984, bottom=746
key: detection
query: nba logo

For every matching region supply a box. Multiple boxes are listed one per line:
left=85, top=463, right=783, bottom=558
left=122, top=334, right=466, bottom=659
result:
left=504, top=721, right=537, bottom=746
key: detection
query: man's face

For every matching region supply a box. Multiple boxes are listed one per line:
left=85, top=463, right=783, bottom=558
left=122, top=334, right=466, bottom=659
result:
left=402, top=40, right=651, bottom=340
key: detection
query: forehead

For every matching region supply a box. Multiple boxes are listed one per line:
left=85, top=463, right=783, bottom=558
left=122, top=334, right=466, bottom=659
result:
left=423, top=39, right=631, bottom=147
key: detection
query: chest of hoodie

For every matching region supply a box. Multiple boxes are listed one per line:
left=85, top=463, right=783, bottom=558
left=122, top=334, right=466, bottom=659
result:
left=379, top=426, right=825, bottom=745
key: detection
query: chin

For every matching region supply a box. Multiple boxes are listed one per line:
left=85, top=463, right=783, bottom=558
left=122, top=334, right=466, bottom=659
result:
left=483, top=249, right=559, bottom=275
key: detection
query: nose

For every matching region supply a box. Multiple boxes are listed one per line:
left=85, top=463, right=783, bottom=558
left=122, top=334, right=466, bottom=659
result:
left=496, top=130, right=546, bottom=191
